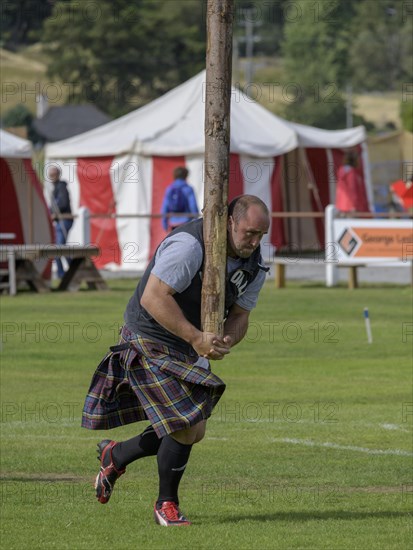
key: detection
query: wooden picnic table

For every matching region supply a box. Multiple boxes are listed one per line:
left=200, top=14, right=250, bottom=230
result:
left=0, top=244, right=108, bottom=295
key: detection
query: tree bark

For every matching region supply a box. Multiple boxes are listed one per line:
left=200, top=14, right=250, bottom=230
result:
left=201, top=0, right=234, bottom=335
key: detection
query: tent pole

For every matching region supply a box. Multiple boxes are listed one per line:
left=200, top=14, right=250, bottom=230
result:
left=284, top=152, right=292, bottom=251
left=28, top=174, right=33, bottom=243
left=300, top=147, right=324, bottom=214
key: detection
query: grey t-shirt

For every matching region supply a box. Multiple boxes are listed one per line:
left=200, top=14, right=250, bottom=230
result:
left=151, top=232, right=266, bottom=310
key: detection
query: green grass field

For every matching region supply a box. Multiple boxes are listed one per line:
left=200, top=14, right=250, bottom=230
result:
left=1, top=281, right=412, bottom=549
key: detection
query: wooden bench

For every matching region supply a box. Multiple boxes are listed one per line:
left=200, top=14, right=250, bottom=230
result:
left=0, top=245, right=108, bottom=295
left=271, top=257, right=412, bottom=289
left=271, top=258, right=318, bottom=289
left=0, top=233, right=17, bottom=295
left=336, top=261, right=413, bottom=289
left=336, top=263, right=365, bottom=290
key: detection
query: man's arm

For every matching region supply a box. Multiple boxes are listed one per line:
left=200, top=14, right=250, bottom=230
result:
left=223, top=303, right=251, bottom=347
left=141, top=273, right=230, bottom=360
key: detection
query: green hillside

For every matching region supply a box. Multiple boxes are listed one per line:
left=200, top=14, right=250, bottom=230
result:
left=1, top=46, right=402, bottom=131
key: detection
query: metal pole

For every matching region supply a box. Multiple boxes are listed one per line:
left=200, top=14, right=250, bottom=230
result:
left=28, top=178, right=33, bottom=243
left=7, top=249, right=16, bottom=296
left=245, top=16, right=253, bottom=87
left=325, top=204, right=338, bottom=287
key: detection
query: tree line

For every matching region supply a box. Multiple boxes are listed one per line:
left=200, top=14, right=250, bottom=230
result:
left=1, top=0, right=412, bottom=129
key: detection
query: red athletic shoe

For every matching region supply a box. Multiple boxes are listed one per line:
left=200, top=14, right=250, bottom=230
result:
left=154, top=501, right=191, bottom=526
left=95, top=439, right=125, bottom=504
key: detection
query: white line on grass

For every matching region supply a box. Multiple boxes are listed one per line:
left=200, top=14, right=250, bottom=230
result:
left=380, top=423, right=408, bottom=432
left=213, top=416, right=411, bottom=432
left=2, top=418, right=411, bottom=433
left=271, top=437, right=413, bottom=457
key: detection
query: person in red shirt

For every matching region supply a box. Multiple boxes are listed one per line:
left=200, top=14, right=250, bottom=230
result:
left=390, top=174, right=413, bottom=213
left=335, top=151, right=368, bottom=213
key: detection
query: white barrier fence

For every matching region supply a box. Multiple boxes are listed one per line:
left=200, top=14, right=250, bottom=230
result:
left=325, top=204, right=412, bottom=287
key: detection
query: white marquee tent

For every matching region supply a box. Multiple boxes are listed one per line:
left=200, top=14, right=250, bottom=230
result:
left=1, top=130, right=53, bottom=277
left=46, top=71, right=372, bottom=271
left=1, top=130, right=52, bottom=244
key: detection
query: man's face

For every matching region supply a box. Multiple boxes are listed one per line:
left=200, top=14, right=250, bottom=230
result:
left=227, top=204, right=270, bottom=258
left=48, top=167, right=60, bottom=183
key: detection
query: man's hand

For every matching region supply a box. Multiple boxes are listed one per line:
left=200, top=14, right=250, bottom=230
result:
left=191, top=332, right=232, bottom=360
left=141, top=275, right=239, bottom=361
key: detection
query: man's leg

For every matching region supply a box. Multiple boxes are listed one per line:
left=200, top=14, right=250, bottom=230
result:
left=54, top=223, right=66, bottom=278
left=154, top=421, right=206, bottom=525
left=95, top=425, right=161, bottom=504
left=62, top=220, right=73, bottom=269
left=111, top=425, right=161, bottom=469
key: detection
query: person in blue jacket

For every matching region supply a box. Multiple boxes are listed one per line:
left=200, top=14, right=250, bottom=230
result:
left=161, top=167, right=199, bottom=231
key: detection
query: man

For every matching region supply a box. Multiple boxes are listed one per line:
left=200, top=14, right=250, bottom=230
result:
left=48, top=166, right=73, bottom=278
left=161, top=166, right=199, bottom=231
left=82, top=194, right=270, bottom=526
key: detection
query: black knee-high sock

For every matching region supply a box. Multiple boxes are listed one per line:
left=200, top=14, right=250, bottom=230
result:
left=156, top=435, right=193, bottom=506
left=112, top=425, right=161, bottom=469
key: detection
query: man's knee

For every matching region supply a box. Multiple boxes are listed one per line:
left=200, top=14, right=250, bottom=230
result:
left=172, top=421, right=206, bottom=445
left=193, top=421, right=206, bottom=443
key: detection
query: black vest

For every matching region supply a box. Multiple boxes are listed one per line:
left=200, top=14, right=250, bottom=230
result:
left=124, top=218, right=268, bottom=355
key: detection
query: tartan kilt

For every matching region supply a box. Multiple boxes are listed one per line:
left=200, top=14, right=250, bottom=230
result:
left=81, top=329, right=226, bottom=438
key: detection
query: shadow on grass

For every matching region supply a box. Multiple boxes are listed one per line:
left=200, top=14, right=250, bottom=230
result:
left=218, top=510, right=413, bottom=523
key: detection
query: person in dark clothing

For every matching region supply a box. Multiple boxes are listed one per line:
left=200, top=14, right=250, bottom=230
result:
left=48, top=166, right=73, bottom=278
left=82, top=195, right=270, bottom=526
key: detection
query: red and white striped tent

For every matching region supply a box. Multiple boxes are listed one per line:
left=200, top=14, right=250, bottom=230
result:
left=45, top=71, right=372, bottom=271
left=0, top=130, right=53, bottom=276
